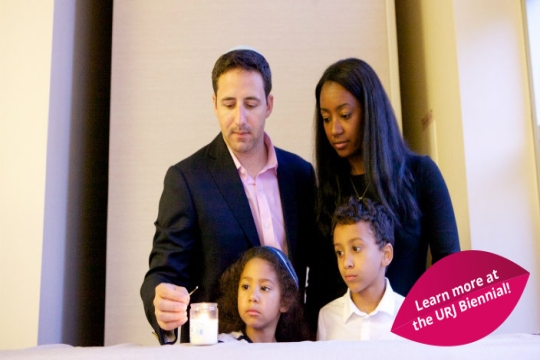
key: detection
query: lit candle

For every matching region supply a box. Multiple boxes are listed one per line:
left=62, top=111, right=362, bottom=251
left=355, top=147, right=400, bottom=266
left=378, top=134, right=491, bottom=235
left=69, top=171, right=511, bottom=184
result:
left=189, top=303, right=218, bottom=345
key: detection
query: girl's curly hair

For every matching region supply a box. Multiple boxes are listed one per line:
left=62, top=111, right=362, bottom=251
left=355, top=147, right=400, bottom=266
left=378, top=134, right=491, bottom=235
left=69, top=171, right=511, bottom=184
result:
left=217, top=246, right=309, bottom=342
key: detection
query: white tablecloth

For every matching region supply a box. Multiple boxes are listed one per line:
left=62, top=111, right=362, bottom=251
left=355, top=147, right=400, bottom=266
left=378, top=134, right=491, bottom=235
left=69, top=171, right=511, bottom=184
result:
left=2, top=333, right=539, bottom=359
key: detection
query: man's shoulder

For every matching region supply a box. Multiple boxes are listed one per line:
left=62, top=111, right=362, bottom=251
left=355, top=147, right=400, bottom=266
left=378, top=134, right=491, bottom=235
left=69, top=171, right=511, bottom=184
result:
left=173, top=145, right=209, bottom=168
left=171, top=134, right=225, bottom=169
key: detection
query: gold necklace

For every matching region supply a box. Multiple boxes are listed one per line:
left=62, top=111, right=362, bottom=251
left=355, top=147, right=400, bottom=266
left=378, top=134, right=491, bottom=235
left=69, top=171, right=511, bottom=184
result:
left=350, top=176, right=369, bottom=200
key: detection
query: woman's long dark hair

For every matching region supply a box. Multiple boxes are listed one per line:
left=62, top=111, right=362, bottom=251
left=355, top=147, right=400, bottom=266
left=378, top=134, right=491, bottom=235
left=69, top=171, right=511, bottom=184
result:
left=217, top=246, right=308, bottom=342
left=315, top=58, right=419, bottom=237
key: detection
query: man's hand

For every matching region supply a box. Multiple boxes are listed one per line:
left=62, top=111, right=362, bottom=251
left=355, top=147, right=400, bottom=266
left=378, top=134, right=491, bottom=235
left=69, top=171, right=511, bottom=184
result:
left=154, top=283, right=190, bottom=331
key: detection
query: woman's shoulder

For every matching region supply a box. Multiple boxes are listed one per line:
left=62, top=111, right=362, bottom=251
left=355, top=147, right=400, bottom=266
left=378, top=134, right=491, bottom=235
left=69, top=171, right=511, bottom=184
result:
left=405, top=153, right=444, bottom=180
left=405, top=153, right=452, bottom=202
left=405, top=153, right=437, bottom=170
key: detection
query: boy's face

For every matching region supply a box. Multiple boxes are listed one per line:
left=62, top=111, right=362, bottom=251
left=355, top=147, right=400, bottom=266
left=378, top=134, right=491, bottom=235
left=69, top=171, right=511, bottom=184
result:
left=333, top=221, right=392, bottom=298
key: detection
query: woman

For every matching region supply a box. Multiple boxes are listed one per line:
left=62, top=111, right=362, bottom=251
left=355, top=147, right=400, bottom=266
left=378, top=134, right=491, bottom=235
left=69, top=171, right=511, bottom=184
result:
left=314, top=58, right=460, bottom=299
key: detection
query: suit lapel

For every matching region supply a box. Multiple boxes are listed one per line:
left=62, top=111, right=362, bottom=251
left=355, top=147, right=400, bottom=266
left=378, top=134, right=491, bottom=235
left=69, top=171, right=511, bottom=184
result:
left=207, top=135, right=260, bottom=247
left=276, top=150, right=299, bottom=260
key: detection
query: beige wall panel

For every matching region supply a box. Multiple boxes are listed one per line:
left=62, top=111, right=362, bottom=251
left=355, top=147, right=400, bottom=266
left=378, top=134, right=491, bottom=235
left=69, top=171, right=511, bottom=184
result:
left=106, top=0, right=399, bottom=345
left=398, top=0, right=540, bottom=334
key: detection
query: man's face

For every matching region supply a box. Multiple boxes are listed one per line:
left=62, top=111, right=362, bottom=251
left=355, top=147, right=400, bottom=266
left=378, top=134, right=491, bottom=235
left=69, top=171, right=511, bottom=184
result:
left=213, top=69, right=273, bottom=157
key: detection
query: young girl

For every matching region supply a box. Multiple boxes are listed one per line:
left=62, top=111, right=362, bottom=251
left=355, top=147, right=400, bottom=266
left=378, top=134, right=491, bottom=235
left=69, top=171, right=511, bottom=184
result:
left=217, top=246, right=308, bottom=343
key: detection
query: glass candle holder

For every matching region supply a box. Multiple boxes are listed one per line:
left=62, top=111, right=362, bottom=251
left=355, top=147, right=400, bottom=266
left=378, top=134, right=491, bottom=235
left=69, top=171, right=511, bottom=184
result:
left=189, top=303, right=218, bottom=345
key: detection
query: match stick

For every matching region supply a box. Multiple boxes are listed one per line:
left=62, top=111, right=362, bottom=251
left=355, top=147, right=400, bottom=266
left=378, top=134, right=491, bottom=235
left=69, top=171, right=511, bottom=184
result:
left=188, top=286, right=199, bottom=296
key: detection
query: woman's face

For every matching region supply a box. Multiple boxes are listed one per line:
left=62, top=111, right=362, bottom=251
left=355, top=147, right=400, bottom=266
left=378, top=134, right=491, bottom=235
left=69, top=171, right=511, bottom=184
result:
left=319, top=81, right=363, bottom=161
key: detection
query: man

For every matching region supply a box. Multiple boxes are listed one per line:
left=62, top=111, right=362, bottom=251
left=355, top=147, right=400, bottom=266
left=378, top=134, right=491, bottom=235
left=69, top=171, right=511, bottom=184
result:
left=140, top=48, right=320, bottom=344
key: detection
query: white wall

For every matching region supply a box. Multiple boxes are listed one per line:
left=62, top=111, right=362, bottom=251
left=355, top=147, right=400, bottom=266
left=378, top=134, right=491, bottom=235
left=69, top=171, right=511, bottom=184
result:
left=0, top=0, right=54, bottom=350
left=524, top=0, right=540, bottom=205
left=454, top=0, right=540, bottom=334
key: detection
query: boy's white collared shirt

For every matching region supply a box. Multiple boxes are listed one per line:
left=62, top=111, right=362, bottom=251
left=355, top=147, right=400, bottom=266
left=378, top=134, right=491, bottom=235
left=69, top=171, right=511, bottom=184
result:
left=317, top=278, right=405, bottom=341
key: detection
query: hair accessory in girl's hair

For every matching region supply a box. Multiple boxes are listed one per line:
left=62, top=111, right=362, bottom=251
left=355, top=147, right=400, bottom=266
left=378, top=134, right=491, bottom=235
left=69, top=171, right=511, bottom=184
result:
left=263, top=246, right=299, bottom=289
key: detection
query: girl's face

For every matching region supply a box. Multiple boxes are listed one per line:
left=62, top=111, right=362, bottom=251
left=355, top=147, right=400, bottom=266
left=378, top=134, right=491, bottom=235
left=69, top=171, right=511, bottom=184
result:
left=238, top=257, right=286, bottom=340
left=319, top=81, right=363, bottom=162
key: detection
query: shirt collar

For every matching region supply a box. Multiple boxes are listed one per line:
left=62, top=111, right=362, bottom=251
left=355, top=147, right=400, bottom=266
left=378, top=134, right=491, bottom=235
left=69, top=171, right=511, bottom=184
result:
left=227, top=133, right=278, bottom=176
left=342, top=278, right=397, bottom=323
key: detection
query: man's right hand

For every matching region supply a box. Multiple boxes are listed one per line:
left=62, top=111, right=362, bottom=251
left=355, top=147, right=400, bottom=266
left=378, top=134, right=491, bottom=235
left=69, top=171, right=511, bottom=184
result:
left=153, top=283, right=190, bottom=331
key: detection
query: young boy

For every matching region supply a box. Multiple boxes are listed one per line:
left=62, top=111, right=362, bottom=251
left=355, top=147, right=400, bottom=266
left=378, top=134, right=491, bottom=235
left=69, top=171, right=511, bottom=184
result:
left=317, top=197, right=404, bottom=341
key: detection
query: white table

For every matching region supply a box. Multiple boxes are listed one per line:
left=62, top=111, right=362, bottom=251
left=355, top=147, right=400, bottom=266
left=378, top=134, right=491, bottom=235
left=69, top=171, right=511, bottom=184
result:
left=2, top=333, right=539, bottom=360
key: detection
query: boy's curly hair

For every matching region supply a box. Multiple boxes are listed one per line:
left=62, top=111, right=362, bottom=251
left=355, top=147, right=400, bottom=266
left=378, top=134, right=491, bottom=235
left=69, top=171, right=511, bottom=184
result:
left=217, top=246, right=309, bottom=342
left=332, top=197, right=395, bottom=249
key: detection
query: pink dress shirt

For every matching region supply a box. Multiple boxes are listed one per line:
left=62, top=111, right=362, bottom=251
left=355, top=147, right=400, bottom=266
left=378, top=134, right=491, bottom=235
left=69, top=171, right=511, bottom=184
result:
left=227, top=133, right=287, bottom=255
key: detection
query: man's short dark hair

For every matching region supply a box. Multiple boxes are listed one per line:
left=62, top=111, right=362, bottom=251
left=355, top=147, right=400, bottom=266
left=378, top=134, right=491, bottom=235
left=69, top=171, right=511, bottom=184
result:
left=211, top=49, right=272, bottom=98
left=332, top=197, right=395, bottom=248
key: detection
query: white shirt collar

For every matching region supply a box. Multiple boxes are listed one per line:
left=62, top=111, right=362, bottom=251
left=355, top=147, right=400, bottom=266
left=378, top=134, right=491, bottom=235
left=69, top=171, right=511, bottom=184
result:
left=342, top=278, right=397, bottom=323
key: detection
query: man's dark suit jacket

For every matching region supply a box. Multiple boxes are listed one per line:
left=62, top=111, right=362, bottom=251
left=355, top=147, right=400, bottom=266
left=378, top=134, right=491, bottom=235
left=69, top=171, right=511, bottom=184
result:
left=140, top=134, right=322, bottom=344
